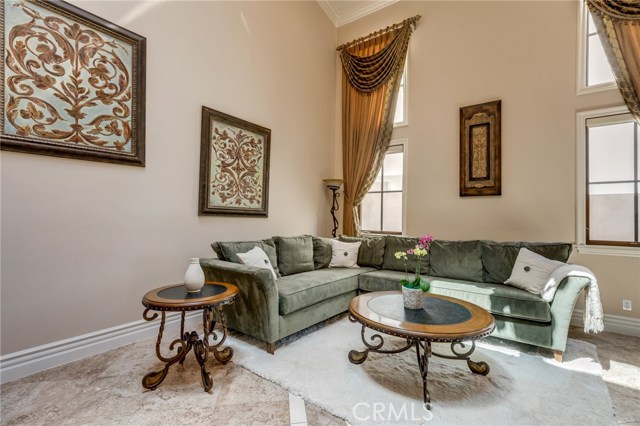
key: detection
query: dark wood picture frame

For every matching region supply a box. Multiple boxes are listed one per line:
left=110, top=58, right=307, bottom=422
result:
left=199, top=107, right=270, bottom=217
left=1, top=0, right=146, bottom=166
left=459, top=100, right=501, bottom=196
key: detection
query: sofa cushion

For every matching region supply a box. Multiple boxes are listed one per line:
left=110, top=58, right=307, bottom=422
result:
left=358, top=271, right=551, bottom=322
left=382, top=236, right=429, bottom=274
left=428, top=277, right=551, bottom=322
left=524, top=242, right=573, bottom=262
left=358, top=269, right=408, bottom=292
left=429, top=240, right=483, bottom=282
left=482, top=241, right=573, bottom=284
left=312, top=237, right=332, bottom=270
left=274, top=236, right=314, bottom=276
left=218, top=240, right=280, bottom=277
left=277, top=267, right=374, bottom=315
left=339, top=235, right=386, bottom=268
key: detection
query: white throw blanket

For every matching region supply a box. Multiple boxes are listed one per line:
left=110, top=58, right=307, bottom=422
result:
left=542, top=264, right=604, bottom=333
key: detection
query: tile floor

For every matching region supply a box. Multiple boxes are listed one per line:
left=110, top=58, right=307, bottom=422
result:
left=0, top=325, right=638, bottom=426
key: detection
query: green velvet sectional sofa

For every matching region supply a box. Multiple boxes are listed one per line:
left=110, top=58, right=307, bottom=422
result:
left=201, top=235, right=589, bottom=361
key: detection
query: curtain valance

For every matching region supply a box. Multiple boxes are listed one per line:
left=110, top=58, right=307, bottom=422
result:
left=339, top=23, right=414, bottom=93
left=587, top=0, right=640, bottom=122
left=587, top=0, right=640, bottom=21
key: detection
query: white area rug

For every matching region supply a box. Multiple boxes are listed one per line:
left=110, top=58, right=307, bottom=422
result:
left=229, top=318, right=616, bottom=426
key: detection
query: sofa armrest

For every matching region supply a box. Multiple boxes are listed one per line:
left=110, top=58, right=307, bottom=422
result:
left=549, top=275, right=591, bottom=352
left=200, top=258, right=279, bottom=343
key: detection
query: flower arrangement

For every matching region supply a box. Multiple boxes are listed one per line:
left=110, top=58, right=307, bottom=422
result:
left=394, top=235, right=433, bottom=292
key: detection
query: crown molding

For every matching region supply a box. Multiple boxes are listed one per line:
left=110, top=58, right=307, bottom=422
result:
left=317, top=0, right=398, bottom=27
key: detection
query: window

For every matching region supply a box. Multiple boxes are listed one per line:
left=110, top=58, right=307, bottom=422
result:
left=577, top=107, right=640, bottom=254
left=360, top=142, right=406, bottom=234
left=586, top=113, right=639, bottom=246
left=393, top=63, right=407, bottom=126
left=578, top=3, right=616, bottom=93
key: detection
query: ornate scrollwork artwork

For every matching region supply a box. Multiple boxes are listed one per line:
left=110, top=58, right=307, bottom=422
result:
left=1, top=0, right=146, bottom=165
left=459, top=100, right=501, bottom=196
left=199, top=107, right=270, bottom=216
left=210, top=125, right=264, bottom=208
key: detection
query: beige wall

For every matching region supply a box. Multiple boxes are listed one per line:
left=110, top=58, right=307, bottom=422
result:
left=337, top=1, right=639, bottom=320
left=0, top=1, right=337, bottom=354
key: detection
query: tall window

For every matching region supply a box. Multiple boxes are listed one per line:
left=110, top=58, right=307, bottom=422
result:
left=360, top=143, right=406, bottom=234
left=586, top=113, right=639, bottom=247
left=393, top=63, right=407, bottom=126
left=579, top=5, right=616, bottom=92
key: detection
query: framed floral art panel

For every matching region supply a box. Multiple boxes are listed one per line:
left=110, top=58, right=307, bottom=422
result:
left=199, top=107, right=270, bottom=216
left=1, top=0, right=146, bottom=166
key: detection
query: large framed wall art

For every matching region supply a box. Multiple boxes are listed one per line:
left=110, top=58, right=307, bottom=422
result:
left=199, top=106, right=270, bottom=216
left=1, top=0, right=146, bottom=166
left=459, top=100, right=501, bottom=196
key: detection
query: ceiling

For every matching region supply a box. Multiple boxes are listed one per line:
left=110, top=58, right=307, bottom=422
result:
left=317, top=0, right=398, bottom=27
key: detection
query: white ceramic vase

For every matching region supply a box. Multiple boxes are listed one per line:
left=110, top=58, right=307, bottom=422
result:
left=184, top=258, right=205, bottom=292
left=402, top=286, right=424, bottom=309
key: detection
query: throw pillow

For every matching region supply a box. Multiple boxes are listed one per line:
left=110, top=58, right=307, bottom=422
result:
left=217, top=240, right=281, bottom=277
left=381, top=236, right=429, bottom=274
left=339, top=235, right=386, bottom=268
left=429, top=240, right=483, bottom=282
left=505, top=248, right=565, bottom=295
left=312, top=236, right=333, bottom=269
left=329, top=239, right=361, bottom=268
left=236, top=246, right=278, bottom=280
left=274, top=236, right=314, bottom=275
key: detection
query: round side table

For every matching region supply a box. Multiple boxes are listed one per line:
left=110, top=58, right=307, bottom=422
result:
left=141, top=281, right=239, bottom=392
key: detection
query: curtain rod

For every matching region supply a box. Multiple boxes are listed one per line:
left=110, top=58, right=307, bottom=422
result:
left=336, top=15, right=421, bottom=52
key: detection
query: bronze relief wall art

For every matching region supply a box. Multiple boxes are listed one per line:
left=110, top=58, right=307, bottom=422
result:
left=199, top=107, right=270, bottom=217
left=459, top=100, right=501, bottom=196
left=1, top=0, right=146, bottom=166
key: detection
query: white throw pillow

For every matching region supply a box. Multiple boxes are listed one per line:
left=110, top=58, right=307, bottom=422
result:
left=329, top=239, right=361, bottom=268
left=237, top=246, right=278, bottom=280
left=505, top=248, right=564, bottom=295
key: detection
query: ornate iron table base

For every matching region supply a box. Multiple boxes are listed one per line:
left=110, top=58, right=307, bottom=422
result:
left=142, top=305, right=233, bottom=392
left=348, top=317, right=490, bottom=410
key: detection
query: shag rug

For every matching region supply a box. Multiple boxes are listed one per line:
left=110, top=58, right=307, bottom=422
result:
left=229, top=318, right=616, bottom=426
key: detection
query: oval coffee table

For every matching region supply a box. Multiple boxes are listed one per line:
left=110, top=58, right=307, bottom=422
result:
left=348, top=291, right=495, bottom=409
left=141, top=281, right=239, bottom=392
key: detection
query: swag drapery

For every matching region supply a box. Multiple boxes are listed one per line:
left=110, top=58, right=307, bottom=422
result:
left=587, top=0, right=640, bottom=122
left=338, top=16, right=420, bottom=236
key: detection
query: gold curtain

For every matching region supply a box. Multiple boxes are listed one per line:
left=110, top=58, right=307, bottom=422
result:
left=587, top=0, right=640, bottom=121
left=338, top=16, right=420, bottom=236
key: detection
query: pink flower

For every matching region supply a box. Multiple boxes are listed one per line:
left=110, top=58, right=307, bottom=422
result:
left=407, top=249, right=414, bottom=255
left=419, top=234, right=434, bottom=248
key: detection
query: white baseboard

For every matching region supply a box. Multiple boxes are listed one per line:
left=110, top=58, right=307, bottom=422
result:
left=571, top=309, right=640, bottom=337
left=0, top=311, right=201, bottom=384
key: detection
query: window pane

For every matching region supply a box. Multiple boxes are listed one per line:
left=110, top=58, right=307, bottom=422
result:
left=589, top=183, right=635, bottom=242
left=369, top=169, right=382, bottom=192
left=587, top=11, right=596, bottom=35
left=382, top=192, right=402, bottom=233
left=588, top=122, right=635, bottom=182
left=383, top=152, right=404, bottom=191
left=587, top=33, right=615, bottom=86
left=394, top=87, right=404, bottom=124
left=361, top=192, right=381, bottom=231
left=394, top=64, right=406, bottom=125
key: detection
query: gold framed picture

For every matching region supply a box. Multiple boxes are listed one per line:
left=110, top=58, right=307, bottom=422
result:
left=459, top=100, right=501, bottom=196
